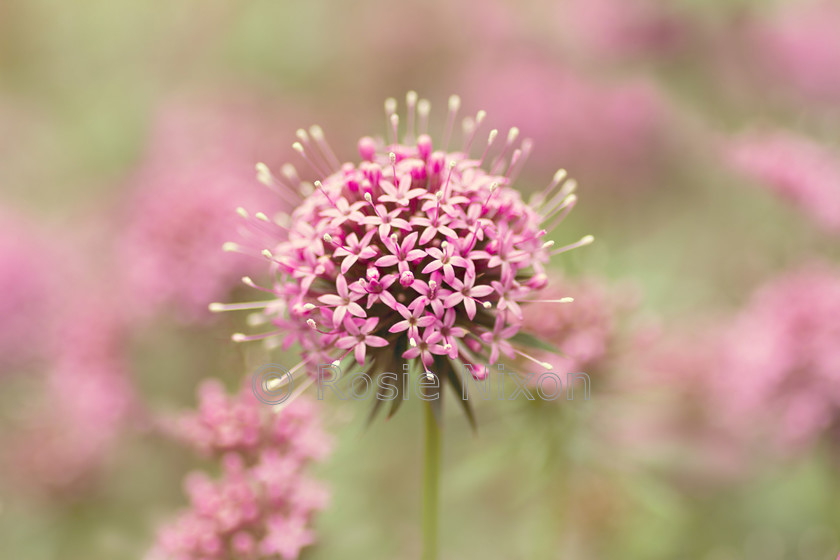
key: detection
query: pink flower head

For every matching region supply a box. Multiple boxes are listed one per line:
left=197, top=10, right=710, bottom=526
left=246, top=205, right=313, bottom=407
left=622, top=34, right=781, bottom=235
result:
left=726, top=130, right=840, bottom=234
left=219, top=93, right=590, bottom=417
left=149, top=383, right=332, bottom=560
left=747, top=0, right=840, bottom=105
left=718, top=263, right=840, bottom=454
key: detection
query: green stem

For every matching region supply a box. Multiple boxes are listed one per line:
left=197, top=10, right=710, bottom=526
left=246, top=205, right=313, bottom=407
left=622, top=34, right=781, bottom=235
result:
left=422, top=402, right=441, bottom=560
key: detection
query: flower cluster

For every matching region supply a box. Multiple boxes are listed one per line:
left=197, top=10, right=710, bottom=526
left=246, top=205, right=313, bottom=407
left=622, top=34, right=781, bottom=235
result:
left=2, top=298, right=134, bottom=496
left=148, top=381, right=331, bottom=560
left=718, top=264, right=840, bottom=452
left=727, top=130, right=840, bottom=234
left=217, top=94, right=590, bottom=401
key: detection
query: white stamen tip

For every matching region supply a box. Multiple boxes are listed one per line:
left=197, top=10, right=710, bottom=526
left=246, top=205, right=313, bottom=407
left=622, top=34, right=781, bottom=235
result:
left=256, top=162, right=270, bottom=174
left=409, top=337, right=418, bottom=348
left=489, top=182, right=499, bottom=192
left=364, top=192, right=373, bottom=203
left=331, top=359, right=341, bottom=367
left=309, top=125, right=324, bottom=139
left=323, top=233, right=333, bottom=243
left=222, top=242, right=240, bottom=252
left=448, top=94, right=461, bottom=111
left=261, top=249, right=273, bottom=259
left=295, top=128, right=308, bottom=141
left=543, top=240, right=555, bottom=249
left=232, top=333, right=247, bottom=342
left=476, top=110, right=487, bottom=122
left=580, top=235, right=595, bottom=245
left=306, top=319, right=317, bottom=328
left=449, top=160, right=457, bottom=168
left=554, top=169, right=567, bottom=183
left=482, top=301, right=492, bottom=309
left=242, top=276, right=255, bottom=287
left=406, top=90, right=418, bottom=104
left=541, top=362, right=553, bottom=370
left=425, top=371, right=435, bottom=381
left=255, top=212, right=269, bottom=222
left=385, top=97, right=397, bottom=113
left=435, top=191, right=443, bottom=200
left=314, top=180, right=322, bottom=188
left=418, top=99, right=431, bottom=115
left=292, top=142, right=304, bottom=153
left=507, top=127, right=519, bottom=142
left=208, top=303, right=225, bottom=312
left=389, top=152, right=396, bottom=164
left=488, top=129, right=498, bottom=143
left=560, top=297, right=574, bottom=303
left=390, top=114, right=399, bottom=126
left=303, top=303, right=317, bottom=310
left=236, top=207, right=249, bottom=218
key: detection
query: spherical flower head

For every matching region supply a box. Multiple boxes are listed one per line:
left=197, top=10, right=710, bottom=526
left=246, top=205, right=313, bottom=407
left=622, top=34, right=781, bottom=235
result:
left=220, top=94, right=591, bottom=419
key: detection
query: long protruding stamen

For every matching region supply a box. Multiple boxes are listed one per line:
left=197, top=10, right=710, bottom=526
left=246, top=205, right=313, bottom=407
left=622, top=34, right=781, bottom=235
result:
left=363, top=192, right=385, bottom=218
left=309, top=125, right=341, bottom=171
left=306, top=318, right=338, bottom=335
left=385, top=97, right=398, bottom=144
left=442, top=94, right=461, bottom=151
left=292, top=142, right=329, bottom=177
left=490, top=127, right=519, bottom=175
left=417, top=98, right=431, bottom=136
left=545, top=195, right=579, bottom=232
left=541, top=178, right=578, bottom=217
left=550, top=235, right=594, bottom=255
left=514, top=348, right=553, bottom=370
left=506, top=138, right=532, bottom=184
left=209, top=300, right=276, bottom=312
left=478, top=129, right=498, bottom=167
left=390, top=114, right=400, bottom=147
left=296, top=128, right=332, bottom=174
left=242, top=276, right=275, bottom=294
left=440, top=160, right=456, bottom=199
left=463, top=110, right=486, bottom=153
left=313, top=180, right=340, bottom=209
left=405, top=91, right=418, bottom=144
left=255, top=162, right=299, bottom=199
left=543, top=193, right=577, bottom=222
left=389, top=152, right=398, bottom=181
left=232, top=330, right=282, bottom=342
left=532, top=169, right=569, bottom=207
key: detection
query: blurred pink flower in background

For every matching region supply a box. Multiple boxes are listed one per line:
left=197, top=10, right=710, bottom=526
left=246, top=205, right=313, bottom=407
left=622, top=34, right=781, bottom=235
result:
left=118, top=97, right=289, bottom=323
left=148, top=381, right=331, bottom=560
left=520, top=277, right=629, bottom=375
left=553, top=0, right=688, bottom=62
left=461, top=53, right=671, bottom=190
left=0, top=207, right=58, bottom=373
left=2, top=297, right=135, bottom=497
left=718, top=263, right=840, bottom=453
left=727, top=130, right=840, bottom=234
left=746, top=0, right=840, bottom=105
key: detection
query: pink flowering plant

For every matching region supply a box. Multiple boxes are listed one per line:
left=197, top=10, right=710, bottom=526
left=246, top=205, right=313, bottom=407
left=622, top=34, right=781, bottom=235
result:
left=212, top=93, right=590, bottom=560
left=148, top=381, right=331, bottom=560
left=216, top=93, right=589, bottom=423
